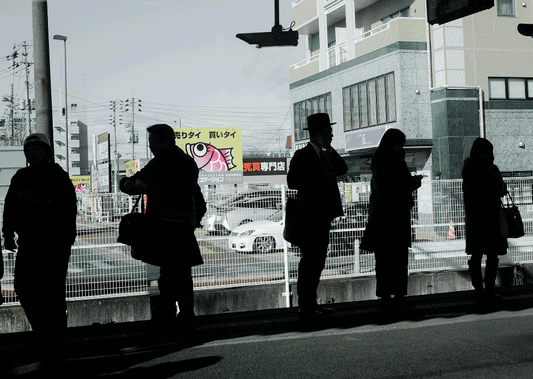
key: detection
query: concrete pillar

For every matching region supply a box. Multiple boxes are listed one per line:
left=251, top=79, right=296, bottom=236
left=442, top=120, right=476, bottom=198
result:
left=31, top=0, right=54, bottom=152
left=345, top=0, right=356, bottom=61
left=430, top=88, right=481, bottom=180
left=318, top=0, right=328, bottom=72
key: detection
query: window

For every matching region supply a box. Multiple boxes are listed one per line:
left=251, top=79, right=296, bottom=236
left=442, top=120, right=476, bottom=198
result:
left=368, top=79, right=378, bottom=126
left=497, top=0, right=515, bottom=16
left=377, top=76, right=387, bottom=124
left=359, top=83, right=368, bottom=128
left=509, top=79, right=526, bottom=99
left=342, top=73, right=396, bottom=131
left=489, top=78, right=506, bottom=99
left=382, top=7, right=410, bottom=23
left=386, top=73, right=396, bottom=122
left=489, top=77, right=533, bottom=100
left=293, top=93, right=333, bottom=141
left=343, top=87, right=351, bottom=132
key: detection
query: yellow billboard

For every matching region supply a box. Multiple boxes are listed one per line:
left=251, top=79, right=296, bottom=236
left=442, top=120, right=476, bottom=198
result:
left=174, top=127, right=243, bottom=185
left=71, top=175, right=91, bottom=193
left=125, top=160, right=141, bottom=177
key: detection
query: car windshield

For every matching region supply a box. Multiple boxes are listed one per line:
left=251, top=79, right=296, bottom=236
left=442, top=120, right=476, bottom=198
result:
left=266, top=210, right=283, bottom=222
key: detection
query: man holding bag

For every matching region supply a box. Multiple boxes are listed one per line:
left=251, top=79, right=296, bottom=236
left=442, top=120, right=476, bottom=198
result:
left=120, top=124, right=203, bottom=336
left=287, top=113, right=347, bottom=319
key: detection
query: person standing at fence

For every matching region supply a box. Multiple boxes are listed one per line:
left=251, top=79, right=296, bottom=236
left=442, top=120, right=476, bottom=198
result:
left=120, top=123, right=204, bottom=336
left=462, top=137, right=507, bottom=302
left=287, top=113, right=348, bottom=319
left=2, top=133, right=77, bottom=358
left=360, top=129, right=422, bottom=308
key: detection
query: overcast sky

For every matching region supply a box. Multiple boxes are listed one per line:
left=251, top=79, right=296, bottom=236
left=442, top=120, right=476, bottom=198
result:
left=0, top=0, right=305, bottom=159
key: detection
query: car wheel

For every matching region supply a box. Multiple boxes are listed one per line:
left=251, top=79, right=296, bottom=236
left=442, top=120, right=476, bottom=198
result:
left=239, top=219, right=253, bottom=226
left=253, top=236, right=275, bottom=254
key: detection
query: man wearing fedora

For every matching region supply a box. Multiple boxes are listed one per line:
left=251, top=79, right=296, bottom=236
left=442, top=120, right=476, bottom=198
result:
left=287, top=113, right=347, bottom=319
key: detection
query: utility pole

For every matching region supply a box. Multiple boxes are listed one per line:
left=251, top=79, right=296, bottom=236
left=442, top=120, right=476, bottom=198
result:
left=22, top=41, right=33, bottom=136
left=10, top=84, right=14, bottom=143
left=122, top=98, right=141, bottom=160
left=32, top=0, right=54, bottom=151
left=109, top=101, right=120, bottom=193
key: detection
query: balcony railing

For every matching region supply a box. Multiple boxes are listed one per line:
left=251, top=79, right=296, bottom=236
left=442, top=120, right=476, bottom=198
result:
left=327, top=41, right=348, bottom=69
left=289, top=17, right=426, bottom=83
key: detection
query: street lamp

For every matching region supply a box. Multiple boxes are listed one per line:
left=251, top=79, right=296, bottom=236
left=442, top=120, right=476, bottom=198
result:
left=53, top=34, right=69, bottom=175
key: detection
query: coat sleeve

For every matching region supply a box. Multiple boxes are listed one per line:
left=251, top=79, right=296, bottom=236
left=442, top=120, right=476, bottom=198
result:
left=326, top=149, right=348, bottom=176
left=372, top=160, right=417, bottom=209
left=464, top=164, right=506, bottom=202
left=120, top=161, right=153, bottom=195
left=2, top=171, right=21, bottom=241
left=58, top=170, right=78, bottom=245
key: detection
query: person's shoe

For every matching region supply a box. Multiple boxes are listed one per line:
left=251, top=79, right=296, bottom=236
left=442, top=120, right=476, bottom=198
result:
left=485, top=290, right=503, bottom=302
left=317, top=306, right=335, bottom=315
left=474, top=289, right=486, bottom=302
left=380, top=296, right=393, bottom=308
left=298, top=308, right=324, bottom=320
left=394, top=295, right=411, bottom=309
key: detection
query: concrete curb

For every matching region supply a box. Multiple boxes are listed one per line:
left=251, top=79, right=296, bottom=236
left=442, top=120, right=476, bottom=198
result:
left=1, top=262, right=530, bottom=333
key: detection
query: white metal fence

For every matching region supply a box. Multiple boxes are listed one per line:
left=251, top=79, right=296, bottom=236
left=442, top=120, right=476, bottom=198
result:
left=2, top=177, right=533, bottom=307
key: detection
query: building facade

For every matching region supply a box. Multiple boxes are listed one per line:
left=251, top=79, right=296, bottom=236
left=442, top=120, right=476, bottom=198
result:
left=53, top=118, right=89, bottom=176
left=289, top=0, right=533, bottom=179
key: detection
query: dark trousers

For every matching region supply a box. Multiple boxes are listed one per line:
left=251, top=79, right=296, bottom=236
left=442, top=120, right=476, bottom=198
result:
left=374, top=247, right=409, bottom=298
left=157, top=255, right=195, bottom=325
left=14, top=244, right=71, bottom=345
left=297, top=223, right=330, bottom=310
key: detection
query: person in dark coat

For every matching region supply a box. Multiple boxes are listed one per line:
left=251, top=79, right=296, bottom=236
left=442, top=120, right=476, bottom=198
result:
left=360, top=129, right=422, bottom=307
left=462, top=137, right=507, bottom=302
left=287, top=113, right=348, bottom=319
left=120, top=124, right=203, bottom=334
left=2, top=133, right=77, bottom=355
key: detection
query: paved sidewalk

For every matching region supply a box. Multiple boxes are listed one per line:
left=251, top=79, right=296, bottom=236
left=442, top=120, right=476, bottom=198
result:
left=2, top=285, right=533, bottom=378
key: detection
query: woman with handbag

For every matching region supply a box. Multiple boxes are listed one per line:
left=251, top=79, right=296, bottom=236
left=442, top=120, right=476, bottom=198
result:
left=462, top=137, right=508, bottom=302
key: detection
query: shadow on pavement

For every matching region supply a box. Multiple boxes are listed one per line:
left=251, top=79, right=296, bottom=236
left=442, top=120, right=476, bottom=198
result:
left=2, top=284, right=533, bottom=377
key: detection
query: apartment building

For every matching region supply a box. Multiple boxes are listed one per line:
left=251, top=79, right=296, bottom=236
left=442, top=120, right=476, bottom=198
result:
left=289, top=0, right=533, bottom=179
left=53, top=118, right=89, bottom=176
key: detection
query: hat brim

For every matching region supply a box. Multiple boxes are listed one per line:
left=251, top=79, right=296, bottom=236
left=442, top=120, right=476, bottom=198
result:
left=303, top=122, right=336, bottom=130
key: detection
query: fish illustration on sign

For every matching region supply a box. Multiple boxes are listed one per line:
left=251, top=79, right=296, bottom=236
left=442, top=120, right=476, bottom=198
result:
left=185, top=142, right=236, bottom=172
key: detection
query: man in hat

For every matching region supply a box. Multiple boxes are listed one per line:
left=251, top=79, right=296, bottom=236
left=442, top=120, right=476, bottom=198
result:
left=2, top=133, right=77, bottom=355
left=287, top=113, right=347, bottom=319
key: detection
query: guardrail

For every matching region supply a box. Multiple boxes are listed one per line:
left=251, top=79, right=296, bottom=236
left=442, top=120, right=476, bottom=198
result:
left=2, top=177, right=533, bottom=307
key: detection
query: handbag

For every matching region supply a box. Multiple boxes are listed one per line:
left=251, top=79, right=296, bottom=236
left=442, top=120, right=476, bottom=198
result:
left=117, top=195, right=161, bottom=266
left=500, top=192, right=525, bottom=238
left=283, top=196, right=306, bottom=247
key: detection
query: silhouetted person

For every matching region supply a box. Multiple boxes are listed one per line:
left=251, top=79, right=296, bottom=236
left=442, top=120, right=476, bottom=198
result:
left=360, top=129, right=422, bottom=308
left=120, top=123, right=203, bottom=335
left=2, top=133, right=77, bottom=356
left=287, top=113, right=348, bottom=319
left=463, top=137, right=507, bottom=302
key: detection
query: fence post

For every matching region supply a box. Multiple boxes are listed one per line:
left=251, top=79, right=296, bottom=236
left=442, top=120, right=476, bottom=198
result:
left=281, top=185, right=292, bottom=308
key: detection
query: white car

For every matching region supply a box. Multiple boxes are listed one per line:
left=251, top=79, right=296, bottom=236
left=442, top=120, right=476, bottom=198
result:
left=228, top=211, right=290, bottom=254
left=207, top=194, right=282, bottom=235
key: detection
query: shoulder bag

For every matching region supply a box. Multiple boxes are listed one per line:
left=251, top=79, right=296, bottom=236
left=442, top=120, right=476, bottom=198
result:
left=500, top=191, right=525, bottom=238
left=283, top=196, right=306, bottom=247
left=117, top=195, right=161, bottom=266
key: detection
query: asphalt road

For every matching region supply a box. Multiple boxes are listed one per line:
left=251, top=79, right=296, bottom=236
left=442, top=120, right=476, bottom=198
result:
left=3, top=285, right=533, bottom=378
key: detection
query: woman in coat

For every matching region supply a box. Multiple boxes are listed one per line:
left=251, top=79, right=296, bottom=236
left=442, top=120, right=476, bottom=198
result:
left=462, top=137, right=507, bottom=302
left=360, top=129, right=422, bottom=307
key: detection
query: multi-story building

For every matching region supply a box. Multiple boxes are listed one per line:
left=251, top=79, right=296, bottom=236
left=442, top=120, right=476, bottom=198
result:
left=289, top=0, right=533, bottom=180
left=54, top=117, right=89, bottom=176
